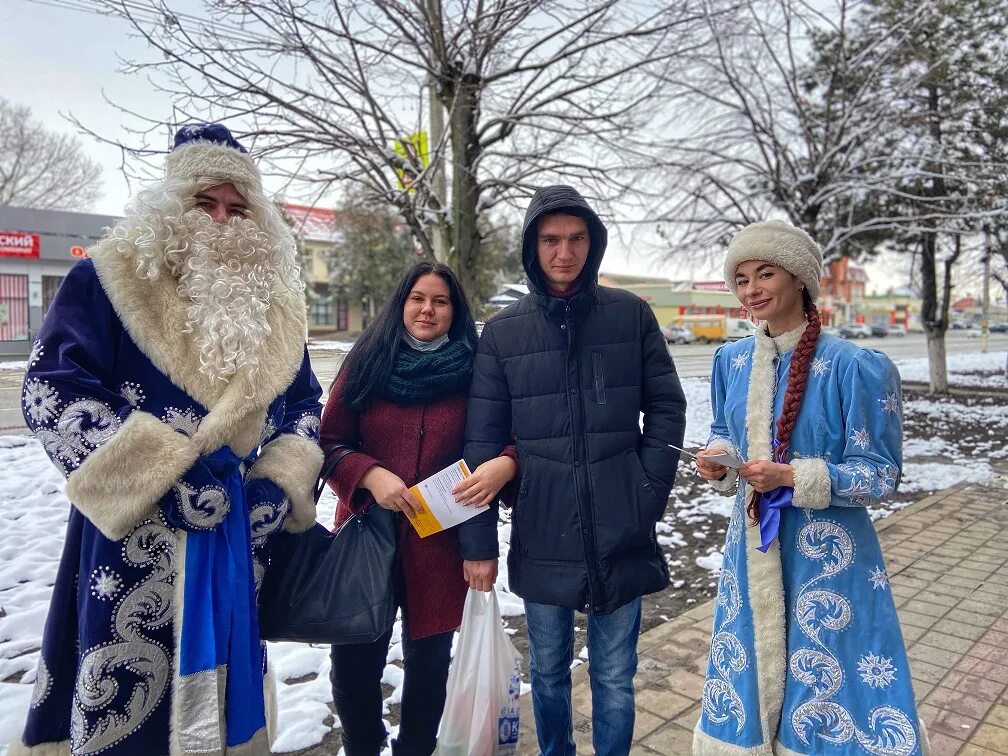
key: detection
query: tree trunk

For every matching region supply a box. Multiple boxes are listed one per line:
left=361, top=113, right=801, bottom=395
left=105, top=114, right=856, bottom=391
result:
left=918, top=232, right=949, bottom=394
left=449, top=72, right=482, bottom=297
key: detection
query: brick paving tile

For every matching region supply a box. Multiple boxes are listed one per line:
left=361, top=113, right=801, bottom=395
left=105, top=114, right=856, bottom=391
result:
left=958, top=599, right=1005, bottom=618
left=903, top=623, right=929, bottom=643
left=981, top=629, right=1008, bottom=647
left=919, top=703, right=980, bottom=740
left=635, top=688, right=694, bottom=719
left=952, top=655, right=1008, bottom=683
left=919, top=630, right=977, bottom=656
left=904, top=598, right=955, bottom=617
left=632, top=710, right=666, bottom=741
left=933, top=618, right=989, bottom=641
left=925, top=685, right=995, bottom=720
left=640, top=723, right=694, bottom=753
left=673, top=704, right=702, bottom=731
left=909, top=642, right=964, bottom=671
left=970, top=723, right=1008, bottom=754
left=987, top=704, right=1008, bottom=729
left=926, top=731, right=966, bottom=756
left=968, top=642, right=1008, bottom=667
left=899, top=609, right=942, bottom=629
left=912, top=658, right=959, bottom=685
left=664, top=669, right=705, bottom=700
left=946, top=608, right=999, bottom=629
left=948, top=674, right=1008, bottom=703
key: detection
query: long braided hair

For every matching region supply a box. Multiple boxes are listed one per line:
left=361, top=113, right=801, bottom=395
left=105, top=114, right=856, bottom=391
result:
left=746, top=289, right=822, bottom=524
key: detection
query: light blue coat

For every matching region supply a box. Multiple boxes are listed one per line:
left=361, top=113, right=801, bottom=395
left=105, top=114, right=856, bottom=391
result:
left=693, top=324, right=927, bottom=756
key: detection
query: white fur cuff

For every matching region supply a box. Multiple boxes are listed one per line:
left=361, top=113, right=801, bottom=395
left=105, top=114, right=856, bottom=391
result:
left=6, top=740, right=71, bottom=755
left=247, top=433, right=324, bottom=533
left=706, top=437, right=740, bottom=492
left=66, top=411, right=199, bottom=541
left=791, top=457, right=831, bottom=509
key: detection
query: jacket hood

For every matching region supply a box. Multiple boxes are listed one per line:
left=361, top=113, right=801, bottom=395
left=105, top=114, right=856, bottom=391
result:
left=521, top=185, right=608, bottom=296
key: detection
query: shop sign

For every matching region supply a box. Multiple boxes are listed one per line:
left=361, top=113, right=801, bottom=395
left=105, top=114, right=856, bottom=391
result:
left=70, top=245, right=90, bottom=259
left=0, top=232, right=40, bottom=259
left=692, top=281, right=729, bottom=292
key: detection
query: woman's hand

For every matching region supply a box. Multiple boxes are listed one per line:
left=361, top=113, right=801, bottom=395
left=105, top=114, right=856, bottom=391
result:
left=452, top=457, right=518, bottom=507
left=738, top=460, right=794, bottom=493
left=463, top=559, right=498, bottom=592
left=360, top=466, right=423, bottom=516
left=695, top=448, right=729, bottom=481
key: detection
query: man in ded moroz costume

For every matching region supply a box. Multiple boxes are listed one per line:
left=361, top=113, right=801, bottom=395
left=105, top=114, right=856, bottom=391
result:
left=13, top=123, right=324, bottom=755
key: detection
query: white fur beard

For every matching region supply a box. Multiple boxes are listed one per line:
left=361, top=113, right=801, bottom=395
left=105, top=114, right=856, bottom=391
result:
left=171, top=211, right=276, bottom=383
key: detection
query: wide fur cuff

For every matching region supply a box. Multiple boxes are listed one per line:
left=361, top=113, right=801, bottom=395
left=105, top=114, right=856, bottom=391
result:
left=7, top=741, right=71, bottom=755
left=66, top=411, right=199, bottom=541
left=705, top=437, right=739, bottom=492
left=247, top=433, right=324, bottom=533
left=791, top=457, right=831, bottom=509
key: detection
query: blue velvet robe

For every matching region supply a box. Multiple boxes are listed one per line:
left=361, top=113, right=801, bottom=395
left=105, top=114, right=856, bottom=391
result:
left=694, top=324, right=927, bottom=756
left=16, top=260, right=322, bottom=756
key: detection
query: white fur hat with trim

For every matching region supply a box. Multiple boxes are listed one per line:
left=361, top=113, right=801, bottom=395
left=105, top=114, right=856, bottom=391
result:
left=723, top=219, right=822, bottom=302
left=164, top=123, right=262, bottom=195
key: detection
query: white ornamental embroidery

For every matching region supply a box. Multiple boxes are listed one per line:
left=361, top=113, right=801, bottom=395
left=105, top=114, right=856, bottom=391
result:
left=879, top=392, right=899, bottom=415
left=175, top=481, right=229, bottom=529
left=294, top=412, right=320, bottom=439
left=730, top=352, right=749, bottom=372
left=30, top=656, right=53, bottom=709
left=89, top=567, right=123, bottom=602
left=24, top=379, right=61, bottom=425
left=868, top=565, right=889, bottom=590
left=28, top=340, right=44, bottom=368
left=857, top=653, right=897, bottom=689
left=811, top=356, right=831, bottom=377
left=850, top=427, right=871, bottom=450
left=119, top=382, right=146, bottom=408
left=163, top=407, right=201, bottom=437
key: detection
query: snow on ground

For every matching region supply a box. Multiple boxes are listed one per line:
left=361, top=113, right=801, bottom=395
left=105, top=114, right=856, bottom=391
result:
left=894, top=350, right=1008, bottom=388
left=0, top=362, right=26, bottom=372
left=1, top=373, right=1004, bottom=753
left=307, top=340, right=356, bottom=352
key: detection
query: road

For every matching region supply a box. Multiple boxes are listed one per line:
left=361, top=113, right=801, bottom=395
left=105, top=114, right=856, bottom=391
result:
left=1, top=331, right=1005, bottom=433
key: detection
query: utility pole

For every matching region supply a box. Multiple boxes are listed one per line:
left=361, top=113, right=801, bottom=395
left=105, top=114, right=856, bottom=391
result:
left=981, top=247, right=991, bottom=354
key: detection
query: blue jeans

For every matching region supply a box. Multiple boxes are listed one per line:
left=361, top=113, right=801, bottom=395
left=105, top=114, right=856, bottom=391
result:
left=524, top=597, right=642, bottom=756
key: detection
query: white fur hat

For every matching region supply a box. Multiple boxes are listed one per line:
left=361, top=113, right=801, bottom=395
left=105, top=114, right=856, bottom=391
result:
left=163, top=123, right=262, bottom=195
left=723, top=219, right=822, bottom=302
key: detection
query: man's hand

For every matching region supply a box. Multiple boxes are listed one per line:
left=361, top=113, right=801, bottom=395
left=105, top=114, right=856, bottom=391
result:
left=360, top=466, right=423, bottom=516
left=452, top=457, right=518, bottom=507
left=738, top=460, right=794, bottom=493
left=695, top=448, right=729, bottom=481
left=463, top=559, right=498, bottom=592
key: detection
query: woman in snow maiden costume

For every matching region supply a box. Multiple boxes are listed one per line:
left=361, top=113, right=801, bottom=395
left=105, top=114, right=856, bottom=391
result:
left=693, top=220, right=928, bottom=755
left=13, top=123, right=324, bottom=755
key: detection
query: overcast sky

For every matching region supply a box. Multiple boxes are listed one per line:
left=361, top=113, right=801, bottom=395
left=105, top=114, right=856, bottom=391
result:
left=5, top=0, right=925, bottom=294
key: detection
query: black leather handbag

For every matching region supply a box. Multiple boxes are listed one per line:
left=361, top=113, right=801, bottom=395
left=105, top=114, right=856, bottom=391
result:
left=258, top=444, right=398, bottom=645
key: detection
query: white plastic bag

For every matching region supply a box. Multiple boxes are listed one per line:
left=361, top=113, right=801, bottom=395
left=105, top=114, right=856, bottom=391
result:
left=438, top=588, right=522, bottom=756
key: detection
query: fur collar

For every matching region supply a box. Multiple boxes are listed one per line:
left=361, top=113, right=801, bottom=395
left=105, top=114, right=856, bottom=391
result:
left=754, top=319, right=807, bottom=356
left=89, top=239, right=306, bottom=457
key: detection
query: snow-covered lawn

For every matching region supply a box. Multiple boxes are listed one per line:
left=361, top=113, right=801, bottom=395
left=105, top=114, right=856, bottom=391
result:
left=307, top=339, right=356, bottom=352
left=1, top=373, right=1005, bottom=753
left=894, top=350, right=1007, bottom=388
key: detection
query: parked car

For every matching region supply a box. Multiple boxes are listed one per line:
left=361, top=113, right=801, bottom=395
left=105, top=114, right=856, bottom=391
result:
left=662, top=324, right=696, bottom=344
left=869, top=324, right=888, bottom=337
left=950, top=321, right=970, bottom=330
left=966, top=326, right=982, bottom=338
left=821, top=325, right=840, bottom=337
left=669, top=315, right=755, bottom=343
left=839, top=323, right=873, bottom=339
left=885, top=324, right=908, bottom=337
left=988, top=322, right=1008, bottom=333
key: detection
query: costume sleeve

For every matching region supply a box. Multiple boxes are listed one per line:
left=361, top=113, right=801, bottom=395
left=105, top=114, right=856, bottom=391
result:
left=319, top=370, right=382, bottom=515
left=791, top=350, right=902, bottom=509
left=24, top=261, right=204, bottom=540
left=460, top=325, right=510, bottom=561
left=706, top=346, right=741, bottom=492
left=638, top=301, right=687, bottom=510
left=246, top=349, right=324, bottom=533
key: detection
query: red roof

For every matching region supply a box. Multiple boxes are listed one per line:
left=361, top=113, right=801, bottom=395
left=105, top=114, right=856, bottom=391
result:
left=279, top=203, right=341, bottom=243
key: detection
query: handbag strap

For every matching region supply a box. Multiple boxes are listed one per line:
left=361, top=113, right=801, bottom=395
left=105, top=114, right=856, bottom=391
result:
left=314, top=443, right=358, bottom=503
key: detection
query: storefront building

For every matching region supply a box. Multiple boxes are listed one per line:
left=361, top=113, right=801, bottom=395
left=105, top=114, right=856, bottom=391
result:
left=0, top=205, right=119, bottom=357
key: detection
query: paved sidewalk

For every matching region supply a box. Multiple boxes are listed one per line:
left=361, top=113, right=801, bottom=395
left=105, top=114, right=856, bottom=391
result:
left=517, top=482, right=1008, bottom=755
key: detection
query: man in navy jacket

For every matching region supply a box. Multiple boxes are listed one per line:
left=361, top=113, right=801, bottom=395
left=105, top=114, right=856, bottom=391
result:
left=464, top=185, right=687, bottom=755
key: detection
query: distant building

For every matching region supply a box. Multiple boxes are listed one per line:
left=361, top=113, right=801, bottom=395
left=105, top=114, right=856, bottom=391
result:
left=864, top=288, right=921, bottom=331
left=278, top=203, right=362, bottom=336
left=487, top=283, right=529, bottom=309
left=0, top=205, right=117, bottom=357
left=820, top=258, right=868, bottom=326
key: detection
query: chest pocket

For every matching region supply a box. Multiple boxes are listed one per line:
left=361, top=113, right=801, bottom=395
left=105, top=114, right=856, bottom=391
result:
left=592, top=351, right=606, bottom=405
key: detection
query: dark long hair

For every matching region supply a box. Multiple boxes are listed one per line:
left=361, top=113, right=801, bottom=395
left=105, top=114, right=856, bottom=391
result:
left=747, top=289, right=822, bottom=524
left=337, top=262, right=478, bottom=409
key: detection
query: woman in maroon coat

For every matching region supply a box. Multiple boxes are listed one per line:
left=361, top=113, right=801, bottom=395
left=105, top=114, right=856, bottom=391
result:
left=320, top=262, right=517, bottom=756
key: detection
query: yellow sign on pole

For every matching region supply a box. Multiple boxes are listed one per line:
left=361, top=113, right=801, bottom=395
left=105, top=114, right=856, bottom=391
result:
left=393, top=132, right=429, bottom=190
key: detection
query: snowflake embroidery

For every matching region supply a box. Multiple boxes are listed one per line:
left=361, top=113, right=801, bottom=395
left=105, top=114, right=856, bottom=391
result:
left=731, top=352, right=749, bottom=372
left=857, top=652, right=896, bottom=689
left=850, top=427, right=871, bottom=449
left=28, top=340, right=44, bottom=368
left=811, top=356, right=830, bottom=377
left=23, top=379, right=60, bottom=425
left=163, top=406, right=201, bottom=437
left=878, top=392, right=899, bottom=415
left=89, top=567, right=122, bottom=602
left=868, top=565, right=889, bottom=590
left=119, top=381, right=146, bottom=408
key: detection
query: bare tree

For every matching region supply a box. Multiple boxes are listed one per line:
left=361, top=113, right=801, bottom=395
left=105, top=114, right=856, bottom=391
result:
left=0, top=99, right=103, bottom=211
left=77, top=0, right=718, bottom=298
